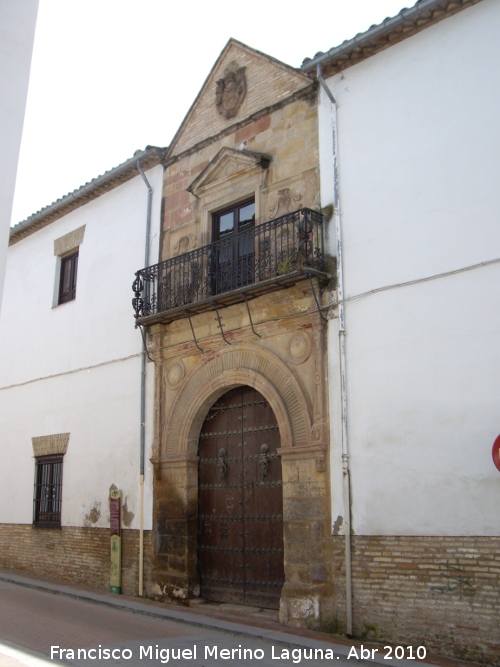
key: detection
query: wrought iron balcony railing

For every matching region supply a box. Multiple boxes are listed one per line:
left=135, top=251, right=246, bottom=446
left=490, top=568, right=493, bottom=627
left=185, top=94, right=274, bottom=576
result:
left=132, top=208, right=325, bottom=325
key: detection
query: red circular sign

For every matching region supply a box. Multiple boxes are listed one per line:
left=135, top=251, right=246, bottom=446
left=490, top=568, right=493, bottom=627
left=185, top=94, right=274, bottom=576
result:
left=493, top=435, right=500, bottom=472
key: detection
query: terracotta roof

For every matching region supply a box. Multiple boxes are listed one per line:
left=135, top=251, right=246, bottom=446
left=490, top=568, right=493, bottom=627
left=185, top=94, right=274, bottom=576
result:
left=9, top=145, right=166, bottom=245
left=301, top=0, right=482, bottom=76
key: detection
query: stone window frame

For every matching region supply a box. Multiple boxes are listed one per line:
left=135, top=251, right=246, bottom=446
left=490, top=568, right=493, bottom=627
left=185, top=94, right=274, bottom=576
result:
left=52, top=225, right=85, bottom=307
left=197, top=170, right=264, bottom=251
left=175, top=148, right=269, bottom=260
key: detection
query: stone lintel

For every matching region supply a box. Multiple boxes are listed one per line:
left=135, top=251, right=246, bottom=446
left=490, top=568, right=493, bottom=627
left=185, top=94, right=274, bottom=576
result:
left=32, top=433, right=70, bottom=457
left=53, top=225, right=86, bottom=256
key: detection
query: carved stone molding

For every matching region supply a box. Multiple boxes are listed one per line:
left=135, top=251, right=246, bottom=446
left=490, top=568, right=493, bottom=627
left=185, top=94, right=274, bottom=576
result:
left=172, top=234, right=197, bottom=256
left=53, top=226, right=85, bottom=257
left=215, top=62, right=247, bottom=119
left=287, top=332, right=312, bottom=365
left=277, top=443, right=326, bottom=457
left=161, top=344, right=313, bottom=460
left=263, top=169, right=320, bottom=221
left=268, top=187, right=301, bottom=218
left=187, top=146, right=270, bottom=197
left=277, top=443, right=327, bottom=472
left=151, top=455, right=199, bottom=480
left=165, top=360, right=186, bottom=390
left=32, top=433, right=70, bottom=457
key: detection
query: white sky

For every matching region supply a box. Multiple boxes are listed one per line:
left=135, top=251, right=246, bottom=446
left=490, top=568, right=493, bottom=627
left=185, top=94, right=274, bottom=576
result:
left=12, top=0, right=408, bottom=224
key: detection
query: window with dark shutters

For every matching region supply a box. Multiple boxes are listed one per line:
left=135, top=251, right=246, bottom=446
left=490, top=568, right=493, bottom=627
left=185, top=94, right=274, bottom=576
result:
left=58, top=251, right=78, bottom=304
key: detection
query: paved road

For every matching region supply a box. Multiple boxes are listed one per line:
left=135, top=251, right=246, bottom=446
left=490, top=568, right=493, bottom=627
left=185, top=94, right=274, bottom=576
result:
left=0, top=580, right=366, bottom=667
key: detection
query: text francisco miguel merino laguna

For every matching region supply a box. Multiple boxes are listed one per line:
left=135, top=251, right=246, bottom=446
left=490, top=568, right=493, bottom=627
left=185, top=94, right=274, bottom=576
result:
left=50, top=644, right=406, bottom=663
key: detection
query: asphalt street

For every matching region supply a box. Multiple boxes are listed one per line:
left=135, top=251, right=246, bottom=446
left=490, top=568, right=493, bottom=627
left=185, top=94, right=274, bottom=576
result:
left=0, top=577, right=449, bottom=667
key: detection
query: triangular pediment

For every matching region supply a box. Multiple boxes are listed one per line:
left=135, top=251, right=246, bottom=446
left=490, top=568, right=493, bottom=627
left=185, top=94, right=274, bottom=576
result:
left=187, top=147, right=270, bottom=196
left=166, top=39, right=313, bottom=159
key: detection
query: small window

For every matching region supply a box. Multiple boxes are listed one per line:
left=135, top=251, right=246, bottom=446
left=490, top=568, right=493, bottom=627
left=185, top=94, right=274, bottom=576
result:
left=213, top=199, right=255, bottom=241
left=59, top=251, right=78, bottom=304
left=33, top=455, right=63, bottom=529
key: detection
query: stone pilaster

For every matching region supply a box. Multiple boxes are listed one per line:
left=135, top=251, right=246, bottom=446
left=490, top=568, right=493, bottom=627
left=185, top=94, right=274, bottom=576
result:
left=278, top=443, right=334, bottom=630
left=150, top=456, right=200, bottom=600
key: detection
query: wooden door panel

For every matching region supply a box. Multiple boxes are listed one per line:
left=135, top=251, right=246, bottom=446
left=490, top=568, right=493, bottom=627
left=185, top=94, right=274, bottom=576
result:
left=198, top=387, right=284, bottom=609
left=198, top=389, right=244, bottom=603
left=241, top=387, right=284, bottom=608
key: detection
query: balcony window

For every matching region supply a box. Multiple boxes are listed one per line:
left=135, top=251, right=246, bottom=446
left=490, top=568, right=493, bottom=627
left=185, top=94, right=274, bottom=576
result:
left=213, top=199, right=255, bottom=293
left=132, top=208, right=325, bottom=326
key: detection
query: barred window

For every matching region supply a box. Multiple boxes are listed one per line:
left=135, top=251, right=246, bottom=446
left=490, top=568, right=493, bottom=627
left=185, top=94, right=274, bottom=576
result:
left=33, top=455, right=63, bottom=529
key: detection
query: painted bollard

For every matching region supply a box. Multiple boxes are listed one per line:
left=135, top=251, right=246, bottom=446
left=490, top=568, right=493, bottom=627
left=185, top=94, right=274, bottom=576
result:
left=109, top=488, right=121, bottom=594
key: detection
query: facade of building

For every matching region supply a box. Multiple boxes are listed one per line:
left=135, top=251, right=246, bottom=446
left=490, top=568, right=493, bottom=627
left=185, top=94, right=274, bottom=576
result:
left=132, top=40, right=336, bottom=626
left=0, top=0, right=498, bottom=663
left=0, top=148, right=164, bottom=593
left=304, top=0, right=499, bottom=662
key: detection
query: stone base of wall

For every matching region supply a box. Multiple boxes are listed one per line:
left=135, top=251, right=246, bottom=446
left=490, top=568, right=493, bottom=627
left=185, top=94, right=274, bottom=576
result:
left=332, top=535, right=500, bottom=665
left=0, top=523, right=153, bottom=596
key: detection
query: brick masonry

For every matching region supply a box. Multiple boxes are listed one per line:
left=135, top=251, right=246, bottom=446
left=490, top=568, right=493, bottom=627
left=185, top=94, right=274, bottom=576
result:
left=0, top=524, right=153, bottom=597
left=171, top=40, right=312, bottom=156
left=332, top=535, right=500, bottom=664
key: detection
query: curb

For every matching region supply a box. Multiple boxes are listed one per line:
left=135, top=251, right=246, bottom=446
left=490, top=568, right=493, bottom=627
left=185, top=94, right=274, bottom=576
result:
left=0, top=571, right=470, bottom=667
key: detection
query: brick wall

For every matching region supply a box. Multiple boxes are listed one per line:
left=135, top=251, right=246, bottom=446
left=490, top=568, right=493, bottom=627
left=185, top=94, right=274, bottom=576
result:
left=332, top=535, right=500, bottom=664
left=173, top=41, right=312, bottom=155
left=0, top=524, right=153, bottom=596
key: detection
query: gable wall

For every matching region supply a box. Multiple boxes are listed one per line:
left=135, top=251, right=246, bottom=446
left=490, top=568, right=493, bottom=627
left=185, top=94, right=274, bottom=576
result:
left=172, top=44, right=314, bottom=156
left=161, top=95, right=319, bottom=262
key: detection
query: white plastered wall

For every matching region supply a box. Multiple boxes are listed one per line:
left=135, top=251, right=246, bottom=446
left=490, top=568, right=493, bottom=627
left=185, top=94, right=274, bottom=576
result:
left=320, top=0, right=500, bottom=536
left=0, top=0, right=38, bottom=311
left=0, top=164, right=163, bottom=530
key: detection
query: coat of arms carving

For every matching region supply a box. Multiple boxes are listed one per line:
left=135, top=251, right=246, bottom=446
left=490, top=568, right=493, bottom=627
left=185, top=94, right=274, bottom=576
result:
left=215, top=63, right=247, bottom=119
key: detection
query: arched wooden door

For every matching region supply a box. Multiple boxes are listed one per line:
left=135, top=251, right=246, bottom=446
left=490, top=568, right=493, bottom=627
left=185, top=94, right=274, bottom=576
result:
left=198, top=386, right=284, bottom=609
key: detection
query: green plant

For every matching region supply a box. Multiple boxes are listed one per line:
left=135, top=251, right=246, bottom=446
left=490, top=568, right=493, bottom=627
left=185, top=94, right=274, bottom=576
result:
left=277, top=256, right=297, bottom=275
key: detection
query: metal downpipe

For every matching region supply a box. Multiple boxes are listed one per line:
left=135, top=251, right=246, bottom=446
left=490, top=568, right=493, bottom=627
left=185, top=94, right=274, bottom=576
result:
left=317, top=65, right=353, bottom=637
left=136, top=158, right=153, bottom=597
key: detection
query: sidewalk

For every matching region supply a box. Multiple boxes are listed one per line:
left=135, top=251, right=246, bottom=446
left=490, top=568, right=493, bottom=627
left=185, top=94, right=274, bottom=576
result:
left=0, top=570, right=480, bottom=667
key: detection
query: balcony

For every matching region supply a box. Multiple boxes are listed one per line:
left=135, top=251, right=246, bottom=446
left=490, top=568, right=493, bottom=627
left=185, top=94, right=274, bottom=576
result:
left=132, top=208, right=326, bottom=326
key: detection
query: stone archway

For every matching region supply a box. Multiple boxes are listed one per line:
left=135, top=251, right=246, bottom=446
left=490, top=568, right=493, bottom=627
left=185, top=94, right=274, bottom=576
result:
left=150, top=341, right=332, bottom=626
left=160, top=344, right=313, bottom=462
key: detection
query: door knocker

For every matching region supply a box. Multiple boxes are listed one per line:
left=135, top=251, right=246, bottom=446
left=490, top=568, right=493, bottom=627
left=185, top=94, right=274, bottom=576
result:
left=259, top=444, right=270, bottom=480
left=216, top=447, right=227, bottom=479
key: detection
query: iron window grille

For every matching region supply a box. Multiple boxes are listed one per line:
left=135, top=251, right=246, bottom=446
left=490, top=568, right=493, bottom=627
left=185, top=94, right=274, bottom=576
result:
left=59, top=251, right=78, bottom=304
left=33, top=454, right=63, bottom=529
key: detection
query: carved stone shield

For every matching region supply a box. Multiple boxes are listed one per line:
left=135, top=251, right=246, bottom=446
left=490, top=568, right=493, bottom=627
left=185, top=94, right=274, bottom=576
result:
left=215, top=64, right=247, bottom=119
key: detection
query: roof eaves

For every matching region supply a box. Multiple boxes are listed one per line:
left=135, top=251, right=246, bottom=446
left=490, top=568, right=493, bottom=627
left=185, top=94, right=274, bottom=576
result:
left=9, top=145, right=167, bottom=245
left=301, top=0, right=482, bottom=75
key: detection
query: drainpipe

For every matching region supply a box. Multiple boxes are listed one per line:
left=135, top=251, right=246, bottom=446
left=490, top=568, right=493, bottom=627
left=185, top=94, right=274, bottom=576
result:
left=136, top=157, right=153, bottom=597
left=316, top=64, right=353, bottom=637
